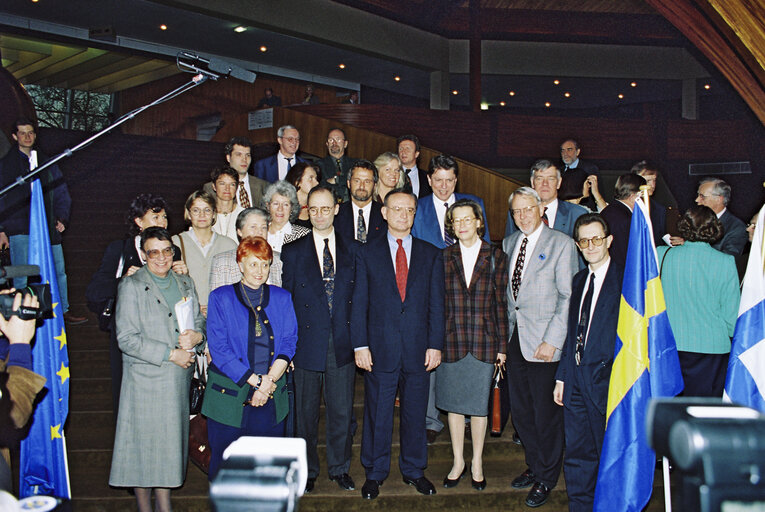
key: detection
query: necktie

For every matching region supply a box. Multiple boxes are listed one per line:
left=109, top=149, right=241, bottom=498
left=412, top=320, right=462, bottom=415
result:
left=322, top=238, right=334, bottom=313
left=541, top=206, right=549, bottom=226
left=395, top=239, right=408, bottom=302
left=357, top=208, right=367, bottom=243
left=443, top=202, right=455, bottom=246
left=404, top=168, right=412, bottom=175
left=286, top=157, right=293, bottom=171
left=511, top=237, right=528, bottom=300
left=335, top=159, right=343, bottom=178
left=238, top=181, right=250, bottom=209
left=575, top=273, right=595, bottom=365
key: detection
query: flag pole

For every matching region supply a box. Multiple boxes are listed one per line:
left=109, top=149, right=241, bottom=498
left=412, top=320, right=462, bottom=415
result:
left=640, top=184, right=651, bottom=210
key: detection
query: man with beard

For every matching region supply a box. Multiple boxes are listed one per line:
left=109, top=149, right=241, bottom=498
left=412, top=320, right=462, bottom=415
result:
left=335, top=161, right=385, bottom=244
left=317, top=128, right=356, bottom=203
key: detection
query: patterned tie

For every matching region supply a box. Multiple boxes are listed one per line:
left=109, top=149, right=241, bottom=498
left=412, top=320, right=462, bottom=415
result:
left=238, top=181, right=250, bottom=209
left=511, top=237, right=528, bottom=300
left=541, top=206, right=549, bottom=226
left=335, top=158, right=343, bottom=179
left=322, top=238, right=334, bottom=313
left=395, top=239, right=408, bottom=302
left=357, top=208, right=367, bottom=243
left=443, top=202, right=455, bottom=246
left=575, top=273, right=596, bottom=365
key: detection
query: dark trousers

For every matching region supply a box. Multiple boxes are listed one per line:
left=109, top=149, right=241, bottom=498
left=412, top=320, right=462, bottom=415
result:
left=508, top=328, right=564, bottom=488
left=678, top=351, right=729, bottom=398
left=293, top=335, right=355, bottom=478
left=563, top=368, right=606, bottom=511
left=361, top=365, right=429, bottom=481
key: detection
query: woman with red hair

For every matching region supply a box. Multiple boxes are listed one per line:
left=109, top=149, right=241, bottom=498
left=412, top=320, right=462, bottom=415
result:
left=203, top=236, right=298, bottom=479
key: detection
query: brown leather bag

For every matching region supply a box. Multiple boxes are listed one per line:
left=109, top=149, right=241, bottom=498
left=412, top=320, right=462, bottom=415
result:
left=189, top=414, right=211, bottom=474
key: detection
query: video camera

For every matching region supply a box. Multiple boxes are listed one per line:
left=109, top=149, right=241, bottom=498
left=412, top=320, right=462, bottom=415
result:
left=0, top=265, right=52, bottom=320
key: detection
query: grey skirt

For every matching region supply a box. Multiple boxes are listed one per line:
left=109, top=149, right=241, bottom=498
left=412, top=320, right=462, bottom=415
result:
left=435, top=352, right=494, bottom=416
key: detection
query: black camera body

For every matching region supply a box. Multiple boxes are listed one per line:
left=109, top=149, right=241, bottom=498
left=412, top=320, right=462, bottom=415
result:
left=0, top=265, right=53, bottom=320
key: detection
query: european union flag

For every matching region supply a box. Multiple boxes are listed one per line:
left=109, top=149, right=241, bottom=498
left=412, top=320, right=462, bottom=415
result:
left=19, top=179, right=71, bottom=498
left=593, top=198, right=683, bottom=512
left=724, top=204, right=765, bottom=413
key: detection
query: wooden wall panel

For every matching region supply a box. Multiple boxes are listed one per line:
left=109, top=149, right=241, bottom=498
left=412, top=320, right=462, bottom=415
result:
left=666, top=120, right=752, bottom=160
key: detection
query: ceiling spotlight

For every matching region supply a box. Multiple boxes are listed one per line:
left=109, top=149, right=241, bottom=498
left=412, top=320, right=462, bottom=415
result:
left=618, top=94, right=624, bottom=99
left=480, top=102, right=489, bottom=110
left=564, top=92, right=571, bottom=98
left=452, top=90, right=459, bottom=95
left=544, top=102, right=551, bottom=107
left=159, top=24, right=167, bottom=31
left=630, top=81, right=637, bottom=87
left=394, top=76, right=401, bottom=82
left=508, top=91, right=516, bottom=96
left=234, top=26, right=247, bottom=33
left=553, top=80, right=560, bottom=85
left=259, top=46, right=267, bottom=52
left=338, top=63, right=345, bottom=69
left=704, top=84, right=711, bottom=90
left=500, top=101, right=506, bottom=106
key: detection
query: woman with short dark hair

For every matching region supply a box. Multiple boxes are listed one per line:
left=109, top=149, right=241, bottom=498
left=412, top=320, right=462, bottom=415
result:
left=657, top=205, right=740, bottom=397
left=285, top=162, right=320, bottom=228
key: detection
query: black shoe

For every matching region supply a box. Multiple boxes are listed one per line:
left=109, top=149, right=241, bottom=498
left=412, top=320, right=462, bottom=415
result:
left=329, top=473, right=355, bottom=490
left=525, top=482, right=551, bottom=508
left=361, top=479, right=381, bottom=500
left=305, top=477, right=316, bottom=493
left=426, top=429, right=440, bottom=444
left=442, top=465, right=467, bottom=488
left=471, top=475, right=487, bottom=491
left=511, top=468, right=536, bottom=489
left=403, top=475, right=436, bottom=495
left=512, top=431, right=523, bottom=445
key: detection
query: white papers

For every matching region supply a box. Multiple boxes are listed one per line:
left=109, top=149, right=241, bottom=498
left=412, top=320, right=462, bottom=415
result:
left=174, top=296, right=195, bottom=333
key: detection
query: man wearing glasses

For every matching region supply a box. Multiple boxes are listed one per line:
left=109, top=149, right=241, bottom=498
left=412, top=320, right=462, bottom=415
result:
left=554, top=213, right=622, bottom=511
left=502, top=187, right=578, bottom=508
left=316, top=128, right=357, bottom=203
left=281, top=186, right=356, bottom=494
left=691, top=177, right=747, bottom=257
left=253, top=125, right=306, bottom=182
left=351, top=189, right=445, bottom=500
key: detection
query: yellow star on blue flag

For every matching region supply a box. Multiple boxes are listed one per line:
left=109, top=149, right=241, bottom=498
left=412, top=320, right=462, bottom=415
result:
left=54, top=329, right=67, bottom=350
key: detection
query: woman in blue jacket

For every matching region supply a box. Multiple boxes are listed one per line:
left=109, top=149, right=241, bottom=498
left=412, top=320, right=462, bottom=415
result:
left=204, top=236, right=298, bottom=479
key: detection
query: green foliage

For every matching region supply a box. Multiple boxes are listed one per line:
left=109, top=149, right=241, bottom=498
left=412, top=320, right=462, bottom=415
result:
left=26, top=85, right=111, bottom=131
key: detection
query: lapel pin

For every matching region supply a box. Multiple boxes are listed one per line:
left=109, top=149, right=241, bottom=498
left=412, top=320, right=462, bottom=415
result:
left=539, top=253, right=546, bottom=261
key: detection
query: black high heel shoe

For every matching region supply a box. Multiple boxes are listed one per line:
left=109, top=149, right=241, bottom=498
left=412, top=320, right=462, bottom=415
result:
left=442, top=465, right=467, bottom=488
left=471, top=470, right=487, bottom=491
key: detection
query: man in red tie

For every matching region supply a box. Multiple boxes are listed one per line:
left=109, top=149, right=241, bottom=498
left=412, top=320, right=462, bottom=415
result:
left=351, top=189, right=445, bottom=500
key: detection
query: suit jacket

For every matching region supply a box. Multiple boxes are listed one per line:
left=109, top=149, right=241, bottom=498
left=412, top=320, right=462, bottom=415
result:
left=714, top=209, right=748, bottom=257
left=350, top=234, right=445, bottom=373
left=559, top=160, right=600, bottom=211
left=252, top=154, right=307, bottom=183
left=504, top=199, right=587, bottom=238
left=555, top=261, right=623, bottom=414
left=443, top=241, right=509, bottom=363
left=334, top=201, right=385, bottom=244
left=599, top=201, right=633, bottom=267
left=203, top=174, right=268, bottom=209
left=502, top=225, right=578, bottom=362
left=316, top=154, right=357, bottom=203
left=281, top=232, right=356, bottom=371
left=412, top=193, right=490, bottom=248
left=649, top=199, right=667, bottom=246
left=405, top=167, right=432, bottom=199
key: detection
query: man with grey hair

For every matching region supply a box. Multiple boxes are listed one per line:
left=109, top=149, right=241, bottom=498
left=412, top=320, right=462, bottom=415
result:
left=504, top=159, right=587, bottom=238
left=208, top=207, right=283, bottom=291
left=253, top=124, right=305, bottom=182
left=503, top=186, right=578, bottom=508
left=687, top=177, right=747, bottom=256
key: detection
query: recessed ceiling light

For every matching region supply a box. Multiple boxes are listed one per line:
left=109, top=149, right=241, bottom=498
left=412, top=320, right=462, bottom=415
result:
left=704, top=84, right=711, bottom=90
left=234, top=26, right=247, bottom=33
left=508, top=91, right=516, bottom=96
left=259, top=46, right=267, bottom=52
left=564, top=92, right=571, bottom=98
left=338, top=63, right=345, bottom=69
left=480, top=102, right=489, bottom=110
left=553, top=80, right=560, bottom=85
left=544, top=102, right=551, bottom=107
left=500, top=101, right=506, bottom=106
left=452, top=90, right=459, bottom=95
left=618, top=94, right=624, bottom=99
left=630, top=81, right=637, bottom=87
left=394, top=76, right=401, bottom=82
left=159, top=24, right=167, bottom=31
left=31, top=0, right=39, bottom=3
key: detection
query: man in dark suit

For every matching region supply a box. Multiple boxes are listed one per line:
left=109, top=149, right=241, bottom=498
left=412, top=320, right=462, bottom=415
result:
left=631, top=160, right=668, bottom=246
left=559, top=139, right=601, bottom=212
left=397, top=134, right=432, bottom=198
left=281, top=186, right=356, bottom=493
left=316, top=128, right=356, bottom=202
left=335, top=160, right=385, bottom=244
left=203, top=137, right=268, bottom=210
left=599, top=173, right=646, bottom=267
left=351, top=189, right=445, bottom=500
left=694, top=177, right=747, bottom=257
left=504, top=159, right=587, bottom=238
left=503, top=187, right=578, bottom=508
left=256, top=87, right=282, bottom=108
left=252, top=125, right=306, bottom=183
left=554, top=213, right=622, bottom=511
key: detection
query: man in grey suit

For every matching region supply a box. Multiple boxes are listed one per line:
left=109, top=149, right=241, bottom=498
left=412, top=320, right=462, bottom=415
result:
left=503, top=187, right=578, bottom=508
left=504, top=159, right=587, bottom=238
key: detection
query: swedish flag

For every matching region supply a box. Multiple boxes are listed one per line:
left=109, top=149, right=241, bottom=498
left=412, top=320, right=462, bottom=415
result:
left=19, top=179, right=71, bottom=498
left=593, top=198, right=683, bottom=512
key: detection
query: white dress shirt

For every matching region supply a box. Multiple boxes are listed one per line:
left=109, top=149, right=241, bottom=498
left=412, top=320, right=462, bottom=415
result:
left=352, top=201, right=372, bottom=241
left=406, top=165, right=421, bottom=196
left=277, top=152, right=296, bottom=181
left=579, top=257, right=611, bottom=345
left=510, top=223, right=544, bottom=282
left=312, top=229, right=336, bottom=272
left=432, top=193, right=456, bottom=243
left=459, top=239, right=481, bottom=287
left=543, top=198, right=559, bottom=228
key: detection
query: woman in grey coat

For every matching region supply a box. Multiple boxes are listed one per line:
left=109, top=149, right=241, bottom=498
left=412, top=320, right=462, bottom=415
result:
left=109, top=227, right=205, bottom=512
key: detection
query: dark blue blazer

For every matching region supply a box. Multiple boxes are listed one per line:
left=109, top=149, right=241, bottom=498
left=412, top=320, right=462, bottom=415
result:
left=350, top=234, right=445, bottom=373
left=600, top=201, right=632, bottom=267
left=412, top=193, right=490, bottom=248
left=650, top=199, right=667, bottom=246
left=281, top=232, right=356, bottom=372
left=714, top=209, right=748, bottom=257
left=555, top=261, right=623, bottom=415
left=252, top=154, right=306, bottom=183
left=504, top=199, right=587, bottom=238
left=334, top=201, right=385, bottom=244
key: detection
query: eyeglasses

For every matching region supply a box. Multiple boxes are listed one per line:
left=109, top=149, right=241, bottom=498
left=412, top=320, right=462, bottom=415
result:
left=576, top=236, right=607, bottom=249
left=388, top=206, right=416, bottom=215
left=327, top=137, right=345, bottom=144
left=511, top=206, right=539, bottom=217
left=308, top=206, right=334, bottom=216
left=280, top=136, right=300, bottom=143
left=269, top=201, right=291, bottom=210
left=145, top=247, right=175, bottom=260
left=697, top=193, right=717, bottom=200
left=189, top=207, right=213, bottom=216
left=452, top=216, right=477, bottom=225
